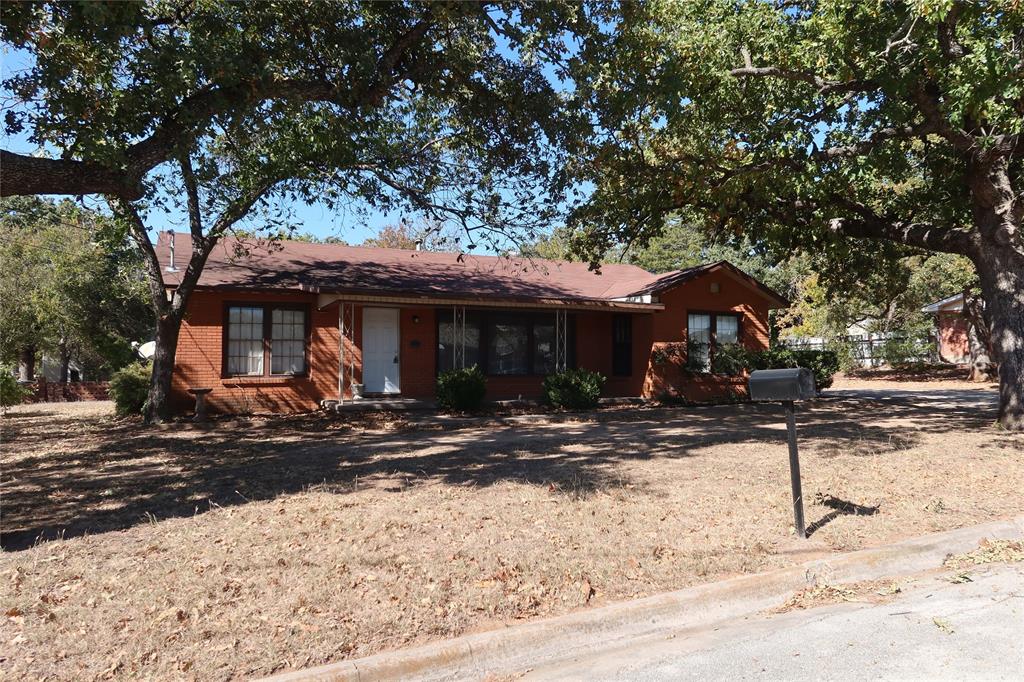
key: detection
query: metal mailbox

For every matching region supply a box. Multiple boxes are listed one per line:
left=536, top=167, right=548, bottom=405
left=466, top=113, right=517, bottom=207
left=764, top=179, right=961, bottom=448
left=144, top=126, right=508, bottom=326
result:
left=748, top=367, right=816, bottom=402
left=748, top=367, right=816, bottom=539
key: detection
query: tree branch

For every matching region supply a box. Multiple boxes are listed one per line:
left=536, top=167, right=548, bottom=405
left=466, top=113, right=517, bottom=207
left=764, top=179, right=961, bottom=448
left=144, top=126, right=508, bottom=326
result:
left=811, top=122, right=933, bottom=160
left=170, top=175, right=286, bottom=316
left=827, top=212, right=979, bottom=257
left=177, top=152, right=204, bottom=243
left=1, top=11, right=438, bottom=199
left=729, top=65, right=876, bottom=95
left=1, top=150, right=145, bottom=199
left=109, top=198, right=170, bottom=317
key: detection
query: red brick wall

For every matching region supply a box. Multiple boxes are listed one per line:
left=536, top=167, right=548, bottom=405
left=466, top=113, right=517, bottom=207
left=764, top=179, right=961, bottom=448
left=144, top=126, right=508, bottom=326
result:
left=32, top=379, right=110, bottom=402
left=937, top=312, right=969, bottom=363
left=400, top=307, right=436, bottom=398
left=172, top=290, right=339, bottom=414
left=172, top=268, right=775, bottom=413
left=640, top=269, right=771, bottom=401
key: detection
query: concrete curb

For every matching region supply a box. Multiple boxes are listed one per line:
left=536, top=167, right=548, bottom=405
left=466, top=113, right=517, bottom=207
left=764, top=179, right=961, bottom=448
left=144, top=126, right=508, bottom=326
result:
left=262, top=517, right=1024, bottom=682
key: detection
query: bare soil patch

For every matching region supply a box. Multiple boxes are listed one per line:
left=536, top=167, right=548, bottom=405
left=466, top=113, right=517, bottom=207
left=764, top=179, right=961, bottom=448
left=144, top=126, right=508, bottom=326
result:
left=2, top=389, right=1020, bottom=680
left=833, top=365, right=996, bottom=392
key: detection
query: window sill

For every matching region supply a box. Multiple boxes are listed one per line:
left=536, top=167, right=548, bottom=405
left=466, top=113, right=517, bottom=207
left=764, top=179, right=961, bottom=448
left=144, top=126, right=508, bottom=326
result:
left=221, top=375, right=307, bottom=386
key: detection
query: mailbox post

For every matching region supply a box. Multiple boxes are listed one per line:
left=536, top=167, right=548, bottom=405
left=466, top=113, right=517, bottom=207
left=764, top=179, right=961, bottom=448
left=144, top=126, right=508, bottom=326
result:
left=748, top=368, right=816, bottom=539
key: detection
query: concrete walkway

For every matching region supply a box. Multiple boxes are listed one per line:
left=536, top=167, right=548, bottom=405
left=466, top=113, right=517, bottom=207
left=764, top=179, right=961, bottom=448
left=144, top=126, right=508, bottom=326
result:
left=530, top=563, right=1024, bottom=681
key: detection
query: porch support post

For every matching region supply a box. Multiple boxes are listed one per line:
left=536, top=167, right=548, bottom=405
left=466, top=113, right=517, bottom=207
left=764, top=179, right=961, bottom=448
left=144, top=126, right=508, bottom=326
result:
left=555, top=309, right=568, bottom=372
left=453, top=305, right=467, bottom=369
left=338, top=302, right=355, bottom=403
left=344, top=301, right=348, bottom=401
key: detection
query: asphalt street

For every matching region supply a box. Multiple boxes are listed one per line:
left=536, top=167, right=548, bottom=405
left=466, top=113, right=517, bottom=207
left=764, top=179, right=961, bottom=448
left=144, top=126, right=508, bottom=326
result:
left=528, top=563, right=1024, bottom=681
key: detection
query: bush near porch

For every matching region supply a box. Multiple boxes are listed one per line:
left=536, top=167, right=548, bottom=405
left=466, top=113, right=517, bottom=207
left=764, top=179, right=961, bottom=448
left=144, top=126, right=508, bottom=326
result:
left=436, top=365, right=487, bottom=412
left=543, top=368, right=606, bottom=409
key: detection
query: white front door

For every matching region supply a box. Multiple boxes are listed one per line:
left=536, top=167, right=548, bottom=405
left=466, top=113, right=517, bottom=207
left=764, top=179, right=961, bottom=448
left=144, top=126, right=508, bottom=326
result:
left=362, top=308, right=400, bottom=394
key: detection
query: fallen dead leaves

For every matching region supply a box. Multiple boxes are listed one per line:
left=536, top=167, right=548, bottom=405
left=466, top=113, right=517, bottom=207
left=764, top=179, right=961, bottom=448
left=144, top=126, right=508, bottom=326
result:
left=2, top=391, right=1020, bottom=680
left=773, top=579, right=904, bottom=614
left=943, top=538, right=1024, bottom=570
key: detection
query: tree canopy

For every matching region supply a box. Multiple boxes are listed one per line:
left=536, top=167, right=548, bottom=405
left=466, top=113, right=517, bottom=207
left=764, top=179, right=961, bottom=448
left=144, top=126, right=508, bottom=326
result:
left=0, top=0, right=590, bottom=420
left=0, top=197, right=151, bottom=379
left=557, top=0, right=1023, bottom=427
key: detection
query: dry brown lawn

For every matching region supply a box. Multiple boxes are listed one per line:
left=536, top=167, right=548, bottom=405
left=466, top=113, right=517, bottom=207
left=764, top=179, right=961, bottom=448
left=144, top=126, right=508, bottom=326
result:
left=2, top=385, right=1021, bottom=680
left=832, top=365, right=998, bottom=392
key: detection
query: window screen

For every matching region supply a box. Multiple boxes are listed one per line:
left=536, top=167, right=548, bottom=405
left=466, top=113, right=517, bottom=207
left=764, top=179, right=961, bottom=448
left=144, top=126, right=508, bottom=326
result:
left=487, top=319, right=530, bottom=375
left=687, top=313, right=712, bottom=371
left=717, top=315, right=739, bottom=346
left=271, top=308, right=306, bottom=374
left=533, top=319, right=556, bottom=374
left=436, top=310, right=573, bottom=376
left=227, top=306, right=264, bottom=375
left=437, top=317, right=481, bottom=372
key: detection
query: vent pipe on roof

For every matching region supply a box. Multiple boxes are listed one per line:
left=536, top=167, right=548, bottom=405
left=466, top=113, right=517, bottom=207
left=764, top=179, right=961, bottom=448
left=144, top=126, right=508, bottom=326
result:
left=165, top=230, right=178, bottom=272
left=414, top=238, right=423, bottom=252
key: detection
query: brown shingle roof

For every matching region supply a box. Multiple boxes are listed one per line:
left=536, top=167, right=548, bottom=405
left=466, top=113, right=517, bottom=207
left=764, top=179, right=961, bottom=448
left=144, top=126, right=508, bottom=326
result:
left=155, top=232, right=786, bottom=307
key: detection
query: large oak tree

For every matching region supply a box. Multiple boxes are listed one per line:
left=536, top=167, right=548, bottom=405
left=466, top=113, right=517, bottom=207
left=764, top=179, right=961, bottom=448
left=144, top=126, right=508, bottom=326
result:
left=1, top=1, right=583, bottom=421
left=561, top=0, right=1024, bottom=428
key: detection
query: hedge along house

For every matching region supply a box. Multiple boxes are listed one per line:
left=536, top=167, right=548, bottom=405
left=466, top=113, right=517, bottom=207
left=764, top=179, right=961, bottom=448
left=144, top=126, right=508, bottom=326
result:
left=156, top=232, right=788, bottom=414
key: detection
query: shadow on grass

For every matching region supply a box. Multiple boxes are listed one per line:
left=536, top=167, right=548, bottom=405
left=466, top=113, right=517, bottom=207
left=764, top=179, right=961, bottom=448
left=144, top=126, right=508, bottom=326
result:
left=0, top=390, right=999, bottom=551
left=805, top=495, right=882, bottom=537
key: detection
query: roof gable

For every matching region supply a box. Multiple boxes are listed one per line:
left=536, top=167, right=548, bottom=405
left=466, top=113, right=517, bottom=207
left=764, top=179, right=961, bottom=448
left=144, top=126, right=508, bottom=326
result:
left=618, top=261, right=789, bottom=307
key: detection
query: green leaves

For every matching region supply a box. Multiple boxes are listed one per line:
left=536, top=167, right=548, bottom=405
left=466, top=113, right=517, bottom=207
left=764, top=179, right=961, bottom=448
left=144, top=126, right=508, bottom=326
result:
left=0, top=197, right=151, bottom=375
left=558, top=0, right=1020, bottom=268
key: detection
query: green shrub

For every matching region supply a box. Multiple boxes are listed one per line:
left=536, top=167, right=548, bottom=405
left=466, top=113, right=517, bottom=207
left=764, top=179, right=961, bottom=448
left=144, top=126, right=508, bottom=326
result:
left=109, top=363, right=151, bottom=417
left=789, top=349, right=840, bottom=390
left=708, top=346, right=839, bottom=391
left=436, top=365, right=487, bottom=412
left=710, top=344, right=754, bottom=376
left=651, top=342, right=686, bottom=366
left=879, top=336, right=932, bottom=367
left=0, top=371, right=30, bottom=411
left=825, top=338, right=860, bottom=372
left=543, top=368, right=606, bottom=409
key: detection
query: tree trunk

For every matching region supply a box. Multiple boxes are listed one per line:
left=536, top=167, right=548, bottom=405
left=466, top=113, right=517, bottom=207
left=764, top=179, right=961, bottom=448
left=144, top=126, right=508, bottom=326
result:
left=963, top=292, right=996, bottom=382
left=975, top=244, right=1024, bottom=430
left=145, top=313, right=183, bottom=423
left=58, top=339, right=71, bottom=384
left=17, top=344, right=36, bottom=382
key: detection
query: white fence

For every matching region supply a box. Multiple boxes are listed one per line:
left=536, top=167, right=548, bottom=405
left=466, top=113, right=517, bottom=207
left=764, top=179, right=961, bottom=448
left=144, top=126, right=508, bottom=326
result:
left=782, top=333, right=936, bottom=368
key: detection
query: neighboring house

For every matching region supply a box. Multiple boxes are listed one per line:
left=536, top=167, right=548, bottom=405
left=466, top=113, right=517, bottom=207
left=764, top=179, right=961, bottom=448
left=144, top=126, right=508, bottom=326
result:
left=156, top=232, right=788, bottom=414
left=922, top=293, right=969, bottom=363
left=39, top=355, right=84, bottom=382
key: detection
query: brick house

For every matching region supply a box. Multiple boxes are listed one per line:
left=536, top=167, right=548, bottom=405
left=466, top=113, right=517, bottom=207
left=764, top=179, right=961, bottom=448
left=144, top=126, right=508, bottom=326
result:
left=157, top=232, right=788, bottom=414
left=922, top=293, right=970, bottom=364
